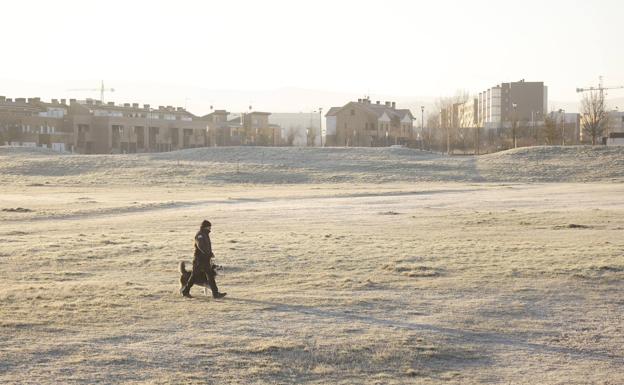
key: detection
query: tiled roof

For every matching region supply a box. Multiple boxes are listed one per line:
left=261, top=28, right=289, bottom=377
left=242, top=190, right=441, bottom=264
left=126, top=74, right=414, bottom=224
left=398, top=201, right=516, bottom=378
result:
left=325, top=107, right=342, bottom=117
left=326, top=102, right=413, bottom=120
left=79, top=101, right=197, bottom=118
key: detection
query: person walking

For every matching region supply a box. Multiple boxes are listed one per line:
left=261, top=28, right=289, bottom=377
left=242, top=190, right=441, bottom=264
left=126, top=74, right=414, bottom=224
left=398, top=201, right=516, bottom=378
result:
left=180, top=220, right=226, bottom=299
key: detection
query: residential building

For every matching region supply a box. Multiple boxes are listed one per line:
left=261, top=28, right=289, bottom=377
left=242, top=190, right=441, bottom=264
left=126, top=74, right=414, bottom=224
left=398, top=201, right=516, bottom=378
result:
left=224, top=115, right=245, bottom=145
left=478, top=80, right=547, bottom=130
left=439, top=100, right=479, bottom=153
left=605, top=109, right=624, bottom=145
left=0, top=95, right=288, bottom=152
left=67, top=99, right=208, bottom=154
left=325, top=98, right=414, bottom=147
left=324, top=107, right=341, bottom=146
left=241, top=111, right=277, bottom=146
left=548, top=110, right=581, bottom=145
left=458, top=98, right=478, bottom=129
left=203, top=109, right=232, bottom=146
left=269, top=112, right=321, bottom=146
left=0, top=96, right=73, bottom=151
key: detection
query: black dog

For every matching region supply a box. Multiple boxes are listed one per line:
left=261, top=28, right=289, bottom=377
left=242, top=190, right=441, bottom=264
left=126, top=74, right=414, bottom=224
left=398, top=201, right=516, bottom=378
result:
left=178, top=261, right=220, bottom=296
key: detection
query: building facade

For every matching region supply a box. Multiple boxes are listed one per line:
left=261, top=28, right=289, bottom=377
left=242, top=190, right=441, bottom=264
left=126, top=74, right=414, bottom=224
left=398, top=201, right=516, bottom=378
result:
left=68, top=100, right=208, bottom=154
left=548, top=110, right=581, bottom=145
left=478, top=80, right=547, bottom=130
left=458, top=98, right=478, bottom=129
left=1, top=96, right=212, bottom=154
left=325, top=98, right=414, bottom=147
left=0, top=96, right=74, bottom=152
left=605, top=110, right=624, bottom=145
left=242, top=111, right=274, bottom=145
left=204, top=109, right=232, bottom=146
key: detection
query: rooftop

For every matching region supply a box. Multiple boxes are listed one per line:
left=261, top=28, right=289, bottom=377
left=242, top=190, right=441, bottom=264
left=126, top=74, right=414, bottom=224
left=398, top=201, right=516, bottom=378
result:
left=327, top=99, right=413, bottom=120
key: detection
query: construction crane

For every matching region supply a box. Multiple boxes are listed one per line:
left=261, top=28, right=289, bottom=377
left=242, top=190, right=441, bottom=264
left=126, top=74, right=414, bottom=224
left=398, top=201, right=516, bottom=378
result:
left=68, top=80, right=115, bottom=102
left=576, top=76, right=624, bottom=98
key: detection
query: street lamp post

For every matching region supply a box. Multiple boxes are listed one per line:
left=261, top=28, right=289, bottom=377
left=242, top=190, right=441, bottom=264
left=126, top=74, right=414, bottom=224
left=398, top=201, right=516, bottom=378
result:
left=318, top=107, right=323, bottom=147
left=475, top=122, right=480, bottom=156
left=145, top=109, right=150, bottom=152
left=558, top=109, right=565, bottom=146
left=531, top=110, right=541, bottom=146
left=531, top=110, right=534, bottom=146
left=512, top=103, right=518, bottom=148
left=420, top=106, right=424, bottom=150
left=145, top=107, right=154, bottom=152
left=309, top=110, right=315, bottom=146
left=533, top=111, right=541, bottom=145
left=442, top=108, right=450, bottom=154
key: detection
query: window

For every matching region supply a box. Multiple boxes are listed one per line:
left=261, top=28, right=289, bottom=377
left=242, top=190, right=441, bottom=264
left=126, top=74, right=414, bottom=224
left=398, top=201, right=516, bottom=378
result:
left=350, top=109, right=355, bottom=116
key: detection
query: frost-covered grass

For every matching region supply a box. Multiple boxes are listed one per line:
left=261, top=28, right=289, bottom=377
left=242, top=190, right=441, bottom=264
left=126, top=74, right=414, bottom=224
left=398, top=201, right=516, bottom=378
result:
left=1, top=145, right=623, bottom=186
left=0, top=147, right=623, bottom=384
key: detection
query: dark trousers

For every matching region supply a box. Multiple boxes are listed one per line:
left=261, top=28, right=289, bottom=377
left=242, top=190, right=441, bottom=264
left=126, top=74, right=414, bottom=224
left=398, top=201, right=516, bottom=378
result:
left=182, top=261, right=219, bottom=296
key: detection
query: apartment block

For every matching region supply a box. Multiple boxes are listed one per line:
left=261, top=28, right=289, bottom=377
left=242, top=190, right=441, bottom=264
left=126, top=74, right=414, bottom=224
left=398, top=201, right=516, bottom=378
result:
left=605, top=110, right=624, bottom=145
left=1, top=95, right=288, bottom=152
left=67, top=100, right=208, bottom=154
left=458, top=98, right=479, bottom=129
left=478, top=80, right=547, bottom=130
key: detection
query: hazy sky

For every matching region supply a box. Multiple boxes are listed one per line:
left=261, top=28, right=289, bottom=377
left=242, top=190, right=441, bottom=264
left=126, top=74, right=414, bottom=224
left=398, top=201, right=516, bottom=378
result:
left=2, top=0, right=623, bottom=113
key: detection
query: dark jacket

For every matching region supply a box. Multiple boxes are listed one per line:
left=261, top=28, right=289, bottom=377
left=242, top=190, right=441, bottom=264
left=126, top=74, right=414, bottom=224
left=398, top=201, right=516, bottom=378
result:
left=193, top=229, right=213, bottom=267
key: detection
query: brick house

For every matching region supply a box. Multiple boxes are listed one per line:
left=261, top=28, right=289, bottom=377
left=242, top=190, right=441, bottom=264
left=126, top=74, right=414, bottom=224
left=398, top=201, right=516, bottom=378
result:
left=325, top=98, right=414, bottom=146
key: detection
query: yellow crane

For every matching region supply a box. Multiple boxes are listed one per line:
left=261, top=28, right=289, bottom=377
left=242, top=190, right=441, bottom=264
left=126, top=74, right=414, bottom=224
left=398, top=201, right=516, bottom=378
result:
left=576, top=76, right=624, bottom=98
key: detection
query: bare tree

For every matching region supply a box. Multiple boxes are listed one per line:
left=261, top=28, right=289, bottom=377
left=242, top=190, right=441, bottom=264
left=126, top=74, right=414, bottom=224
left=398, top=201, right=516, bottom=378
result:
left=511, top=106, right=518, bottom=148
left=435, top=90, right=469, bottom=154
left=306, top=127, right=316, bottom=147
left=452, top=89, right=470, bottom=105
left=543, top=115, right=559, bottom=145
left=286, top=126, right=296, bottom=146
left=474, top=126, right=480, bottom=155
left=257, top=132, right=270, bottom=146
left=425, top=114, right=440, bottom=152
left=580, top=90, right=608, bottom=145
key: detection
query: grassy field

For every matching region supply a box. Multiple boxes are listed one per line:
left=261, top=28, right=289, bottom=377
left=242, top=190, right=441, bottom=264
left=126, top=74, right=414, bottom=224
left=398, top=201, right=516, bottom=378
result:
left=1, top=147, right=623, bottom=384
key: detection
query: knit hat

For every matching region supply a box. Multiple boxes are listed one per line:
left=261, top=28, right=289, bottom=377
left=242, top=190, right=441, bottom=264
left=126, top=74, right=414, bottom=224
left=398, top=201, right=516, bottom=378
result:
left=201, top=220, right=212, bottom=229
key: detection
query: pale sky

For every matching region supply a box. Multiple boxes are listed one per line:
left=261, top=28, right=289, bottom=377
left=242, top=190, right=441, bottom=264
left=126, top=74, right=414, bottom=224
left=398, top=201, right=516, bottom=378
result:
left=2, top=0, right=623, bottom=114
